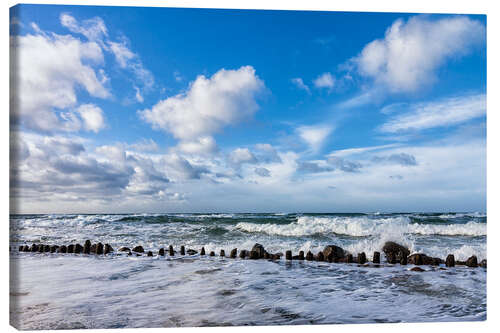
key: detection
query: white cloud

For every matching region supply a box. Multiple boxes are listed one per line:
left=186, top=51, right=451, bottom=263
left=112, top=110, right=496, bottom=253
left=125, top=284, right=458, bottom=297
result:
left=255, top=167, right=271, bottom=177
left=139, top=66, right=265, bottom=153
left=60, top=13, right=108, bottom=43
left=127, top=138, right=159, bottom=152
left=380, top=93, right=486, bottom=133
left=297, top=125, right=333, bottom=152
left=354, top=15, right=485, bottom=92
left=177, top=136, right=218, bottom=155
left=228, top=148, right=258, bottom=167
left=77, top=104, right=106, bottom=133
left=10, top=31, right=110, bottom=132
left=313, top=72, right=335, bottom=90
left=328, top=144, right=400, bottom=158
left=290, top=78, right=310, bottom=93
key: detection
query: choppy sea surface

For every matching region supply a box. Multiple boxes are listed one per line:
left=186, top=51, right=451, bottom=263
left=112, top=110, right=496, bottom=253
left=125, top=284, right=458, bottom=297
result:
left=10, top=212, right=487, bottom=329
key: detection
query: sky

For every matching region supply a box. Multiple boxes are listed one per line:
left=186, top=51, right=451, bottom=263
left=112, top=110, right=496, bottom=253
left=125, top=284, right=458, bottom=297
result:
left=9, top=5, right=487, bottom=213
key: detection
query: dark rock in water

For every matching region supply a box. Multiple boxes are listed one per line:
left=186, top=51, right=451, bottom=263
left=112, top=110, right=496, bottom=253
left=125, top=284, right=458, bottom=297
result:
left=118, top=247, right=130, bottom=252
left=445, top=254, right=455, bottom=267
left=67, top=244, right=75, bottom=253
left=104, top=244, right=113, bottom=254
left=306, top=251, right=314, bottom=261
left=74, top=243, right=83, bottom=254
left=466, top=255, right=478, bottom=268
left=58, top=245, right=67, bottom=253
left=431, top=257, right=443, bottom=266
left=249, top=250, right=259, bottom=259
left=158, top=248, right=165, bottom=256
left=264, top=252, right=270, bottom=259
left=96, top=243, right=104, bottom=255
left=358, top=252, right=367, bottom=264
left=18, top=246, right=23, bottom=252
left=220, top=249, right=225, bottom=257
left=31, top=244, right=38, bottom=252
left=180, top=246, right=185, bottom=255
left=408, top=253, right=424, bottom=265
left=272, top=254, right=281, bottom=260
left=456, top=260, right=466, bottom=266
left=373, top=251, right=381, bottom=264
left=230, top=248, right=237, bottom=258
left=239, top=250, right=248, bottom=259
left=22, top=245, right=30, bottom=252
left=479, top=259, right=487, bottom=268
left=132, top=245, right=144, bottom=253
left=147, top=251, right=153, bottom=257
left=292, top=255, right=300, bottom=260
left=316, top=251, right=324, bottom=262
left=200, top=247, right=206, bottom=256
left=83, top=240, right=91, bottom=254
left=209, top=251, right=215, bottom=257
left=251, top=243, right=266, bottom=258
left=323, top=245, right=345, bottom=262
left=169, top=245, right=174, bottom=256
left=50, top=245, right=59, bottom=253
left=286, top=250, right=292, bottom=260
left=298, top=251, right=305, bottom=260
left=346, top=254, right=353, bottom=263
left=400, top=253, right=407, bottom=265
left=187, top=249, right=197, bottom=255
left=382, top=242, right=410, bottom=262
left=410, top=267, right=425, bottom=272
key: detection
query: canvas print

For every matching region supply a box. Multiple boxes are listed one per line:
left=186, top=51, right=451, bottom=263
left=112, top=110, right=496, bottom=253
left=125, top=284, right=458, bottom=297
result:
left=9, top=4, right=486, bottom=330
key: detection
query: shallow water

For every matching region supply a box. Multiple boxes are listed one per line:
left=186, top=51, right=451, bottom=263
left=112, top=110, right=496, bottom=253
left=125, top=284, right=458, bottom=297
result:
left=9, top=212, right=487, bottom=329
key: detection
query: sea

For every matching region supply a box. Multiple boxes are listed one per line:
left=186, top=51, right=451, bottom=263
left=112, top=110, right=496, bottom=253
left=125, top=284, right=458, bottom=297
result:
left=9, top=212, right=487, bottom=329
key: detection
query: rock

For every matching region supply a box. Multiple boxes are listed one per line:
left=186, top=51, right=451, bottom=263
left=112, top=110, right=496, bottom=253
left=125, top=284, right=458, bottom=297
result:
left=346, top=254, right=353, bottom=263
left=147, top=251, right=153, bottom=257
left=323, top=245, right=345, bottom=262
left=169, top=245, right=174, bottom=256
left=118, top=247, right=130, bottom=252
left=50, top=245, right=59, bottom=253
left=466, top=255, right=478, bottom=268
left=400, top=252, right=407, bottom=265
left=408, top=253, right=428, bottom=265
left=180, top=246, right=185, bottom=255
left=251, top=243, right=266, bottom=258
left=200, top=247, right=205, bottom=256
left=306, top=251, right=314, bottom=261
left=239, top=250, right=248, bottom=259
left=358, top=252, right=367, bottom=264
left=132, top=245, right=144, bottom=253
left=58, top=245, right=67, bottom=253
left=286, top=250, right=292, bottom=260
left=272, top=254, right=281, bottom=260
left=90, top=244, right=97, bottom=253
left=373, top=251, right=380, bottom=264
left=38, top=244, right=44, bottom=253
left=104, top=244, right=113, bottom=254
left=83, top=240, right=91, bottom=254
left=158, top=248, right=165, bottom=256
left=456, top=260, right=466, bottom=266
left=209, top=251, right=215, bottom=257
left=43, top=245, right=50, bottom=252
left=431, top=257, right=443, bottom=266
left=187, top=249, right=197, bottom=255
left=382, top=242, right=410, bottom=263
left=22, top=245, right=30, bottom=252
left=479, top=259, right=487, bottom=268
left=298, top=251, right=305, bottom=260
left=30, top=244, right=38, bottom=252
left=230, top=248, right=237, bottom=258
left=220, top=249, right=225, bottom=257
left=67, top=244, right=75, bottom=253
left=96, top=243, right=104, bottom=255
left=249, top=250, right=259, bottom=259
left=316, top=251, right=324, bottom=262
left=445, top=254, right=455, bottom=267
left=410, top=267, right=425, bottom=272
left=18, top=246, right=23, bottom=252
left=74, top=243, right=83, bottom=254
left=263, top=252, right=270, bottom=259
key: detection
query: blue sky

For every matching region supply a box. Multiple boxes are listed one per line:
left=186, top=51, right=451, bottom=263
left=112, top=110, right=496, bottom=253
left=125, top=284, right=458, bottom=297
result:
left=10, top=5, right=486, bottom=213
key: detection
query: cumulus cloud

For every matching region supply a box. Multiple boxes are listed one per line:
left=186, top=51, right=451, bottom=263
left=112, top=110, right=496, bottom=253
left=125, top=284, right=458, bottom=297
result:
left=313, top=72, right=335, bottom=90
left=177, top=136, right=218, bottom=155
left=291, top=78, right=310, bottom=93
left=228, top=148, right=258, bottom=168
left=139, top=66, right=265, bottom=153
left=380, top=93, right=486, bottom=133
left=254, top=167, right=271, bottom=177
left=254, top=143, right=282, bottom=163
left=297, top=125, right=334, bottom=153
left=353, top=15, right=485, bottom=92
left=372, top=153, right=418, bottom=166
left=77, top=104, right=106, bottom=133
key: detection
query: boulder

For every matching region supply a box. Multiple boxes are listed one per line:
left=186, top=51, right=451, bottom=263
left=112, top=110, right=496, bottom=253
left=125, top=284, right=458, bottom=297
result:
left=220, top=249, right=225, bottom=257
left=67, top=244, right=75, bottom=253
left=298, top=251, right=305, bottom=260
left=466, top=255, right=478, bottom=268
left=158, top=248, right=165, bottom=256
left=410, top=267, right=425, bottom=272
left=306, top=251, right=314, bottom=261
left=346, top=254, right=353, bottom=263
left=323, top=245, right=345, bottom=262
left=479, top=259, right=487, bottom=268
left=43, top=245, right=51, bottom=253
left=169, top=245, right=175, bottom=256
left=230, top=248, right=237, bottom=258
left=400, top=252, right=407, bottom=265
left=104, top=244, right=113, bottom=254
left=249, top=250, right=259, bottom=259
left=180, top=246, right=185, bottom=255
left=118, top=247, right=130, bottom=252
left=50, top=245, right=59, bottom=253
left=382, top=242, right=410, bottom=262
left=316, top=251, right=324, bottom=262
left=187, top=249, right=197, bottom=255
left=408, top=253, right=434, bottom=265
left=38, top=244, right=44, bottom=253
left=96, top=243, right=104, bottom=255
left=209, top=251, right=216, bottom=257
left=431, top=257, right=443, bottom=266
left=358, top=252, right=367, bottom=264
left=285, top=250, right=292, bottom=260
left=251, top=243, right=266, bottom=258
left=239, top=250, right=248, bottom=258
left=58, top=245, right=67, bottom=253
left=373, top=251, right=381, bottom=264
left=147, top=251, right=153, bottom=257
left=445, top=254, right=455, bottom=267
left=132, top=245, right=144, bottom=253
left=386, top=252, right=397, bottom=264
left=83, top=240, right=91, bottom=254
